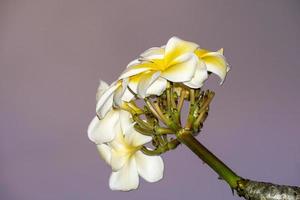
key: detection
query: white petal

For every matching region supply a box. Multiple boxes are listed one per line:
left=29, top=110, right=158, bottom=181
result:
left=135, top=151, right=164, bottom=182
left=140, top=47, right=164, bottom=60
left=121, top=87, right=135, bottom=102
left=107, top=129, right=129, bottom=171
left=119, top=110, right=133, bottom=135
left=96, top=96, right=113, bottom=119
left=87, top=110, right=120, bottom=144
left=217, top=48, right=224, bottom=55
left=96, top=144, right=111, bottom=165
left=127, top=76, right=140, bottom=94
left=201, top=52, right=229, bottom=84
left=146, top=77, right=167, bottom=96
left=137, top=71, right=161, bottom=98
left=96, top=80, right=109, bottom=102
left=183, top=60, right=208, bottom=88
left=109, top=130, right=127, bottom=150
left=113, top=79, right=128, bottom=107
left=113, top=85, right=123, bottom=107
left=126, top=59, right=140, bottom=68
left=119, top=62, right=153, bottom=79
left=164, top=36, right=199, bottom=62
left=161, top=53, right=197, bottom=82
left=110, top=147, right=130, bottom=171
left=109, top=158, right=139, bottom=191
left=96, top=82, right=120, bottom=119
left=125, top=127, right=152, bottom=147
left=119, top=67, right=150, bottom=80
left=87, top=116, right=100, bottom=142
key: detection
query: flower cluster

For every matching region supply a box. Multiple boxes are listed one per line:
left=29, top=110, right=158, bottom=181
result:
left=88, top=82, right=164, bottom=191
left=88, top=37, right=230, bottom=191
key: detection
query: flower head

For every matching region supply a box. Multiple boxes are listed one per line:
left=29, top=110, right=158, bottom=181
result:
left=98, top=125, right=164, bottom=191
left=89, top=107, right=164, bottom=191
left=88, top=108, right=132, bottom=144
left=88, top=80, right=135, bottom=144
left=118, top=37, right=229, bottom=98
left=119, top=37, right=204, bottom=98
left=88, top=37, right=230, bottom=191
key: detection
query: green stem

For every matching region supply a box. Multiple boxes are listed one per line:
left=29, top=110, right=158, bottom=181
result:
left=155, top=126, right=174, bottom=135
left=144, top=99, right=171, bottom=127
left=177, top=89, right=186, bottom=112
left=176, top=129, right=241, bottom=189
left=141, top=139, right=181, bottom=156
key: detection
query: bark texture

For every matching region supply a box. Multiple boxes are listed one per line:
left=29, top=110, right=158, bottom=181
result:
left=237, top=180, right=300, bottom=200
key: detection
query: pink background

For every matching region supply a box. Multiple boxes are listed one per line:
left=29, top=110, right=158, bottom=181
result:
left=1, top=0, right=299, bottom=199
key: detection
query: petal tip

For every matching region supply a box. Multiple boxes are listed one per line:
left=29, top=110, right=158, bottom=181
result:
left=217, top=48, right=224, bottom=55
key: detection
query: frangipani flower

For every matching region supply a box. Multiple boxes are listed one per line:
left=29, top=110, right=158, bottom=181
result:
left=119, top=37, right=206, bottom=98
left=119, top=37, right=229, bottom=98
left=96, top=117, right=164, bottom=191
left=88, top=80, right=134, bottom=144
left=88, top=108, right=132, bottom=144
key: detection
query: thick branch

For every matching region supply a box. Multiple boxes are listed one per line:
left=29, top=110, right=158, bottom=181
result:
left=237, top=179, right=300, bottom=200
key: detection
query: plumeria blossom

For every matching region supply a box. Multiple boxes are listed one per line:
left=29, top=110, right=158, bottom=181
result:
left=88, top=80, right=133, bottom=143
left=89, top=107, right=164, bottom=191
left=88, top=108, right=132, bottom=144
left=119, top=37, right=205, bottom=98
left=97, top=123, right=164, bottom=191
left=118, top=36, right=229, bottom=98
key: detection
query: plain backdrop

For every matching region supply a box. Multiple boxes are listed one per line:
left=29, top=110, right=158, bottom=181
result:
left=0, top=0, right=299, bottom=200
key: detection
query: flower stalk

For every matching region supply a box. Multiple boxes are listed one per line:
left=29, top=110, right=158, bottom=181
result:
left=176, top=128, right=241, bottom=189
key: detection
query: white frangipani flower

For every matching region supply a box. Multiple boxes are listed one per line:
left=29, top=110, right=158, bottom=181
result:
left=118, top=36, right=230, bottom=98
left=119, top=37, right=205, bottom=98
left=88, top=80, right=134, bottom=144
left=98, top=124, right=164, bottom=191
left=88, top=109, right=132, bottom=144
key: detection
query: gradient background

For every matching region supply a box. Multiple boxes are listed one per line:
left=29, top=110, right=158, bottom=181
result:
left=0, top=0, right=299, bottom=200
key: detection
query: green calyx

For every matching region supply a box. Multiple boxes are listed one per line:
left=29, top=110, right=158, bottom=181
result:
left=124, top=82, right=216, bottom=156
